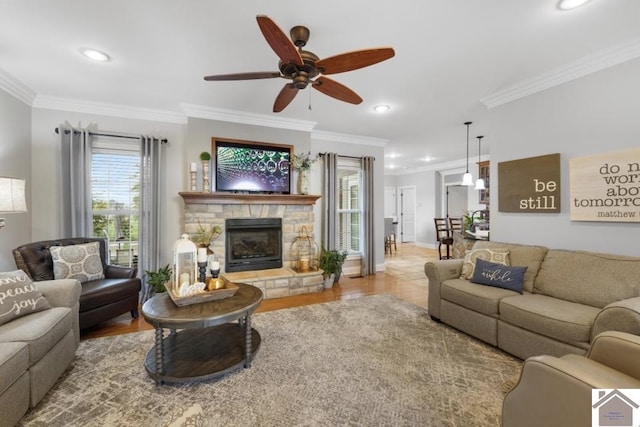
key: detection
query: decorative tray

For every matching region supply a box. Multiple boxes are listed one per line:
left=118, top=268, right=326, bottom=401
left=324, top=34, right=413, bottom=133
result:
left=167, top=280, right=239, bottom=307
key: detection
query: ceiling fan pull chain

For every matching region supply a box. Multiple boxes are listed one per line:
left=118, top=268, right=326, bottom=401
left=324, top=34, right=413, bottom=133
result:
left=308, top=89, right=312, bottom=111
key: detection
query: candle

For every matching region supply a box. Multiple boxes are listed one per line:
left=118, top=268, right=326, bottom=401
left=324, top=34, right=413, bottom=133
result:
left=190, top=162, right=197, bottom=172
left=298, top=258, right=310, bottom=272
left=179, top=272, right=190, bottom=286
left=197, top=248, right=208, bottom=263
left=211, top=261, right=220, bottom=271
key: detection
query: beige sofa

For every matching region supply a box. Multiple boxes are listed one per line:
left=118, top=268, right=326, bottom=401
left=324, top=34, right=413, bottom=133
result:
left=0, top=278, right=81, bottom=427
left=503, top=331, right=640, bottom=427
left=425, top=241, right=640, bottom=360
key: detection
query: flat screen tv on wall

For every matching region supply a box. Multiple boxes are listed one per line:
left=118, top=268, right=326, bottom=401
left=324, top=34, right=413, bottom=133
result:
left=213, top=138, right=292, bottom=194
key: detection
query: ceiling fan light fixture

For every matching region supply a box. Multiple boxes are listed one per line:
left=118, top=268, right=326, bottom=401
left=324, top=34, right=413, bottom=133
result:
left=79, top=48, right=110, bottom=62
left=475, top=135, right=485, bottom=190
left=373, top=104, right=390, bottom=113
left=557, top=0, right=591, bottom=11
left=462, top=121, right=474, bottom=186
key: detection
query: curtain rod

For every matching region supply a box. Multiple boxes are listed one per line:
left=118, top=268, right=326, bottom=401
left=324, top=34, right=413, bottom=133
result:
left=55, top=127, right=167, bottom=143
left=318, top=153, right=376, bottom=161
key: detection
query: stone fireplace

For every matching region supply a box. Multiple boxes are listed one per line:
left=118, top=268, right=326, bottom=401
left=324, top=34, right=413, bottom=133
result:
left=180, top=192, right=323, bottom=299
left=225, top=217, right=282, bottom=272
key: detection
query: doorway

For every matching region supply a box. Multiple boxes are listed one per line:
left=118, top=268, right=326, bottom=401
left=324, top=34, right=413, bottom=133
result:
left=446, top=185, right=468, bottom=219
left=398, top=186, right=416, bottom=242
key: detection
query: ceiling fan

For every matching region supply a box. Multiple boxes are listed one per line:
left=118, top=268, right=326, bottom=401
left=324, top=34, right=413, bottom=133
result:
left=204, top=15, right=395, bottom=113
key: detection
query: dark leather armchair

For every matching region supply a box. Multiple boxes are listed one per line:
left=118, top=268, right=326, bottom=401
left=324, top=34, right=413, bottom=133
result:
left=12, top=237, right=141, bottom=331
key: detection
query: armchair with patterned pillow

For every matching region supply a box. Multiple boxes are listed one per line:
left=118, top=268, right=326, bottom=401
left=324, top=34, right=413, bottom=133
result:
left=12, top=237, right=141, bottom=331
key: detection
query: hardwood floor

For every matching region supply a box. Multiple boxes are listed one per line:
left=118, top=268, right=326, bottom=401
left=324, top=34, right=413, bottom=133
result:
left=80, top=243, right=438, bottom=340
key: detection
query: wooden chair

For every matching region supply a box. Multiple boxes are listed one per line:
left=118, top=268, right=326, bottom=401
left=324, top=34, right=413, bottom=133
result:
left=384, top=217, right=397, bottom=254
left=434, top=218, right=453, bottom=260
left=448, top=217, right=463, bottom=234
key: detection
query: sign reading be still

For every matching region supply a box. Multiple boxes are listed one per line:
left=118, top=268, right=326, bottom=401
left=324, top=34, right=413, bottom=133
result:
left=570, top=147, right=640, bottom=223
left=498, top=153, right=561, bottom=213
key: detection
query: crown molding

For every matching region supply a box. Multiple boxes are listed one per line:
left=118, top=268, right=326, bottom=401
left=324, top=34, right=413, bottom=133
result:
left=481, top=37, right=640, bottom=109
left=33, top=95, right=187, bottom=124
left=312, top=129, right=388, bottom=147
left=181, top=103, right=317, bottom=132
left=0, top=67, right=36, bottom=105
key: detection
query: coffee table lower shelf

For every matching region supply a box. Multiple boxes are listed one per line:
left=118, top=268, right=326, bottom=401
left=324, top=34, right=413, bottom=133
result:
left=144, top=323, right=261, bottom=384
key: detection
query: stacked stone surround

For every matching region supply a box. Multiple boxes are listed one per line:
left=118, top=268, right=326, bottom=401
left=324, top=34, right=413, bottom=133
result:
left=181, top=193, right=324, bottom=299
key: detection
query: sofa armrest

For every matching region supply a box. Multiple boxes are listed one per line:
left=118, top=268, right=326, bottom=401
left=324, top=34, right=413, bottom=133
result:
left=591, top=296, right=640, bottom=340
left=34, top=279, right=81, bottom=308
left=587, top=331, right=640, bottom=380
left=104, top=264, right=138, bottom=279
left=503, top=354, right=640, bottom=427
left=424, top=259, right=463, bottom=320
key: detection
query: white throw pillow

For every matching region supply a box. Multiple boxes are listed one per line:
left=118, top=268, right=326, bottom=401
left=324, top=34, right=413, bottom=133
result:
left=0, top=270, right=51, bottom=326
left=50, top=242, right=105, bottom=283
left=460, top=248, right=510, bottom=280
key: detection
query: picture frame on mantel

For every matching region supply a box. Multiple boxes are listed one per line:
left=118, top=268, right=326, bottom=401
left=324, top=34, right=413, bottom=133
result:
left=498, top=153, right=561, bottom=213
left=569, top=147, right=640, bottom=223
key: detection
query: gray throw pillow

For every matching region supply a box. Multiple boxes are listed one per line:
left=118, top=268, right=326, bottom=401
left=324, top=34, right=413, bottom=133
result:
left=0, top=270, right=51, bottom=326
left=471, top=258, right=528, bottom=294
left=50, top=242, right=105, bottom=283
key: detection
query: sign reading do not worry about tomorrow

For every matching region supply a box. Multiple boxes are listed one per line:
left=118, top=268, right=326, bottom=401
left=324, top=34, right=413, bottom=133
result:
left=570, top=147, right=640, bottom=222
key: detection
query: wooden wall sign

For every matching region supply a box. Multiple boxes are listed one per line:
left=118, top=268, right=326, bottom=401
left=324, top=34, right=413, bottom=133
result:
left=498, top=153, right=561, bottom=213
left=570, top=147, right=640, bottom=222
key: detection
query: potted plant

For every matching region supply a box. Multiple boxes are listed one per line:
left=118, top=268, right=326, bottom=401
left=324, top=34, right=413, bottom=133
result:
left=144, top=264, right=172, bottom=293
left=318, top=248, right=348, bottom=289
left=200, top=151, right=212, bottom=192
left=292, top=151, right=317, bottom=195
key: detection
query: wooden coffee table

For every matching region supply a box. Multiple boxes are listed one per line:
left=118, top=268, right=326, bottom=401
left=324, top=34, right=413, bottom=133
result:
left=141, top=282, right=263, bottom=385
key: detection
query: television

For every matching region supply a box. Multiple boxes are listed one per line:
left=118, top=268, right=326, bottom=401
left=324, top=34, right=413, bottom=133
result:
left=213, top=138, right=292, bottom=194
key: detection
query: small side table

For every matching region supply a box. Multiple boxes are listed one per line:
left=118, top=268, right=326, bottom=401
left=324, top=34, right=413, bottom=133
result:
left=141, top=282, right=263, bottom=385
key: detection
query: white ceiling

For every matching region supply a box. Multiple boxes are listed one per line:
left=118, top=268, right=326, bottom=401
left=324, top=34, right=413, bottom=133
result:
left=1, top=0, right=639, bottom=171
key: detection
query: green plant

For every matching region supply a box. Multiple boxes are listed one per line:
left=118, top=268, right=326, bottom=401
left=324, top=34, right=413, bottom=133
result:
left=292, top=151, right=317, bottom=171
left=200, top=151, right=211, bottom=161
left=192, top=220, right=222, bottom=248
left=144, top=264, right=172, bottom=293
left=463, top=210, right=474, bottom=230
left=318, top=248, right=348, bottom=279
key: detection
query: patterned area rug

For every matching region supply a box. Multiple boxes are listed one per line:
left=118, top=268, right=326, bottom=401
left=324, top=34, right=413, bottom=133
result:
left=19, top=295, right=521, bottom=427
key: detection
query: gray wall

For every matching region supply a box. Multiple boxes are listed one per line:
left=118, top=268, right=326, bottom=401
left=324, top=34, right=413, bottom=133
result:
left=487, top=58, right=640, bottom=256
left=0, top=90, right=31, bottom=270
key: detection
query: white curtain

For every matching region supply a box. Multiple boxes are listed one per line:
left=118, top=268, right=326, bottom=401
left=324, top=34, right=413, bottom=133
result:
left=139, top=136, right=165, bottom=302
left=59, top=126, right=93, bottom=237
left=361, top=156, right=375, bottom=276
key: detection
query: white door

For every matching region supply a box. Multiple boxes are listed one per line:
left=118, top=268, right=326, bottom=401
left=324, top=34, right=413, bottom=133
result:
left=384, top=187, right=397, bottom=219
left=399, top=186, right=416, bottom=242
left=447, top=185, right=468, bottom=219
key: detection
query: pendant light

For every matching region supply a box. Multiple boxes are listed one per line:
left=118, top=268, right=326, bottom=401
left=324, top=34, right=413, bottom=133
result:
left=461, top=121, right=474, bottom=186
left=474, top=136, right=486, bottom=190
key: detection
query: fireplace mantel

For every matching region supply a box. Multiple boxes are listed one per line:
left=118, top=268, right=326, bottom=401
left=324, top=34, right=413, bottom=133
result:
left=179, top=192, right=320, bottom=205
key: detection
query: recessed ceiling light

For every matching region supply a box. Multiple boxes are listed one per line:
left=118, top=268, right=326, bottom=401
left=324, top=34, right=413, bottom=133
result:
left=557, top=0, right=591, bottom=11
left=79, top=48, right=110, bottom=62
left=373, top=104, right=390, bottom=113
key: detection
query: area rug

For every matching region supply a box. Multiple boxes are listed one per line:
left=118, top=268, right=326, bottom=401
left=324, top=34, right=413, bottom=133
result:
left=19, top=295, right=521, bottom=427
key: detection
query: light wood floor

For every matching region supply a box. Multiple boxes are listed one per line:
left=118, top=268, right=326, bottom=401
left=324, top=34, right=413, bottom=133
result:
left=81, top=243, right=439, bottom=340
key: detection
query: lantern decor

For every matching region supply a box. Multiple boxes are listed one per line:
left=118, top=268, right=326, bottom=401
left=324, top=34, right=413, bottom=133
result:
left=289, top=226, right=320, bottom=273
left=173, top=234, right=198, bottom=291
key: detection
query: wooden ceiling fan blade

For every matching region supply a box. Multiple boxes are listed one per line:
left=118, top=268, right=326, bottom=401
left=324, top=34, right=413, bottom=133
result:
left=316, top=47, right=395, bottom=75
left=273, top=84, right=299, bottom=112
left=204, top=71, right=282, bottom=81
left=312, top=76, right=362, bottom=105
left=256, top=15, right=303, bottom=66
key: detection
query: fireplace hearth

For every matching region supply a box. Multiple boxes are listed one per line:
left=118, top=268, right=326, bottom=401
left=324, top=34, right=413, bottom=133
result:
left=225, top=218, right=282, bottom=272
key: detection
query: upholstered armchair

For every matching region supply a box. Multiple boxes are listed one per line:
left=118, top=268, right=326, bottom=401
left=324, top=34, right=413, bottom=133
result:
left=502, top=331, right=640, bottom=427
left=13, top=237, right=141, bottom=330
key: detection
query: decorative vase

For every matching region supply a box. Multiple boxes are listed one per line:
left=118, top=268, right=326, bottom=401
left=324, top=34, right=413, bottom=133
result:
left=298, top=169, right=309, bottom=195
left=323, top=273, right=335, bottom=289
left=202, top=161, right=210, bottom=192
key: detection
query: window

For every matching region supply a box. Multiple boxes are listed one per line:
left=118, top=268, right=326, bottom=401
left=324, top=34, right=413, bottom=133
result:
left=336, top=158, right=362, bottom=254
left=91, top=140, right=140, bottom=268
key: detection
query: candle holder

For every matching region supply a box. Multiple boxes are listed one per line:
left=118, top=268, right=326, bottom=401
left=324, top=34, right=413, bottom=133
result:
left=198, top=262, right=207, bottom=283
left=190, top=170, right=197, bottom=191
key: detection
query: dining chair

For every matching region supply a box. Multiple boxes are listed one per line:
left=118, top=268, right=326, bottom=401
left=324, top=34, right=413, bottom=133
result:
left=434, top=218, right=453, bottom=260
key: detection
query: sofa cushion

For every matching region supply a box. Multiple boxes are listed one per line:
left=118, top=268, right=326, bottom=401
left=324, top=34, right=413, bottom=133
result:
left=0, top=342, right=29, bottom=395
left=0, top=307, right=72, bottom=365
left=500, top=294, right=600, bottom=344
left=442, top=278, right=521, bottom=316
left=460, top=248, right=510, bottom=280
left=50, top=242, right=105, bottom=283
left=0, top=270, right=51, bottom=326
left=534, top=250, right=640, bottom=309
left=471, top=259, right=527, bottom=294
left=472, top=241, right=548, bottom=293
